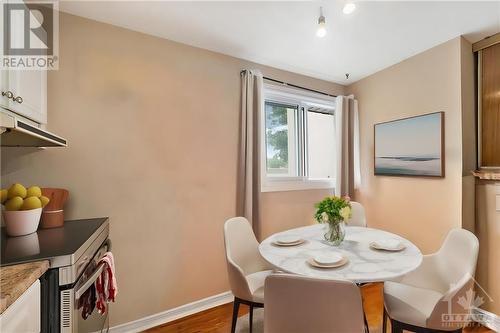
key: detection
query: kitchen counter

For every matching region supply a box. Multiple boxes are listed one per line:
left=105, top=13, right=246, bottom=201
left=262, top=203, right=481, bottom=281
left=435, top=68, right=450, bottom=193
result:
left=472, top=170, right=500, bottom=181
left=0, top=260, right=49, bottom=314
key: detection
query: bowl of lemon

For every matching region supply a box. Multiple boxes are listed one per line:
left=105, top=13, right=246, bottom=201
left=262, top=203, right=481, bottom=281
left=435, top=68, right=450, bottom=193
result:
left=1, top=183, right=50, bottom=237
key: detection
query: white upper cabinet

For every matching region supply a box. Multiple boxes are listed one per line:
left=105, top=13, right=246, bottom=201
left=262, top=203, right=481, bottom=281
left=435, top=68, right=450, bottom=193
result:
left=0, top=2, right=47, bottom=124
left=2, top=68, right=47, bottom=124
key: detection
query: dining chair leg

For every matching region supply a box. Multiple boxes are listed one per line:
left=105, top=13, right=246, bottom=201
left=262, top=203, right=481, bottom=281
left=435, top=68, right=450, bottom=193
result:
left=249, top=303, right=254, bottom=333
left=382, top=307, right=387, bottom=333
left=231, top=298, right=240, bottom=333
left=390, top=319, right=402, bottom=333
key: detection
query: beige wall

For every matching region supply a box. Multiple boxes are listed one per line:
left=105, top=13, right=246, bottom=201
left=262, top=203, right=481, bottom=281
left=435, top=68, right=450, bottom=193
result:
left=0, top=13, right=343, bottom=326
left=347, top=37, right=468, bottom=254
left=460, top=37, right=477, bottom=176
left=459, top=37, right=477, bottom=234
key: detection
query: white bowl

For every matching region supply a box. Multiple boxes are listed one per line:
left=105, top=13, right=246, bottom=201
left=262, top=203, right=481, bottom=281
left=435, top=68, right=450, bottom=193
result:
left=3, top=208, right=42, bottom=237
left=314, top=253, right=343, bottom=265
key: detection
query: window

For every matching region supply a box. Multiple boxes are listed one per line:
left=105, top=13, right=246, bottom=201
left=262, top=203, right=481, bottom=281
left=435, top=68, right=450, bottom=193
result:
left=261, top=84, right=336, bottom=192
left=307, top=108, right=336, bottom=179
left=265, top=102, right=298, bottom=177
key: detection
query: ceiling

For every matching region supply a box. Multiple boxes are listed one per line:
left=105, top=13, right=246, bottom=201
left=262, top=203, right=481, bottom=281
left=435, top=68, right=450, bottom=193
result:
left=59, top=1, right=500, bottom=84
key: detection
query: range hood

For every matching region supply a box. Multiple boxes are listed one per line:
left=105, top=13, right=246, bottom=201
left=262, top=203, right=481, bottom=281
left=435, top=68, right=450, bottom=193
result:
left=0, top=111, right=67, bottom=147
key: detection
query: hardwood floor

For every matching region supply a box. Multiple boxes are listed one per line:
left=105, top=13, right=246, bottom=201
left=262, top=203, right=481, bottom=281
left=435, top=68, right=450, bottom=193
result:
left=145, top=284, right=493, bottom=333
left=144, top=303, right=248, bottom=333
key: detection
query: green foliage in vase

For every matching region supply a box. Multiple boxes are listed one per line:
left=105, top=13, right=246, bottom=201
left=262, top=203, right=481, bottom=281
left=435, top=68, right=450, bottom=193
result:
left=314, top=196, right=352, bottom=224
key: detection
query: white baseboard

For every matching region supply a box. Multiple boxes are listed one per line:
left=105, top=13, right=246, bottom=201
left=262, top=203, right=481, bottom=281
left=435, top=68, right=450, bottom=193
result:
left=472, top=307, right=500, bottom=332
left=109, top=291, right=234, bottom=333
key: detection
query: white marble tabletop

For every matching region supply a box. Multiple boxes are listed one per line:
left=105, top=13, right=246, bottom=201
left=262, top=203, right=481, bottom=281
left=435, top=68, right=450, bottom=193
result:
left=259, top=224, right=423, bottom=284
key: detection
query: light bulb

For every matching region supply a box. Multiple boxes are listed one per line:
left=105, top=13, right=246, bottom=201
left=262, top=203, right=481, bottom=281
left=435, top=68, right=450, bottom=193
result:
left=343, top=2, right=356, bottom=15
left=316, top=26, right=326, bottom=38
left=316, top=15, right=326, bottom=38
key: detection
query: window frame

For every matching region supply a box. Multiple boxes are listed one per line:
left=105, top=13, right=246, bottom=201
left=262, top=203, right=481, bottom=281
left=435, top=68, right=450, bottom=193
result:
left=263, top=100, right=300, bottom=178
left=261, top=83, right=337, bottom=193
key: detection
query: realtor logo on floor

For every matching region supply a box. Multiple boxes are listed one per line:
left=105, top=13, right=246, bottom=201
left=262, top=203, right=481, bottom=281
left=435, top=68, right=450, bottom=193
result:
left=1, top=1, right=59, bottom=69
left=442, top=274, right=494, bottom=328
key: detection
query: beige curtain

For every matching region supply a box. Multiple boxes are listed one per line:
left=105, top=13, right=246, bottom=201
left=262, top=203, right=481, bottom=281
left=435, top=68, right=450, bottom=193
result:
left=335, top=95, right=361, bottom=197
left=237, top=70, right=263, bottom=238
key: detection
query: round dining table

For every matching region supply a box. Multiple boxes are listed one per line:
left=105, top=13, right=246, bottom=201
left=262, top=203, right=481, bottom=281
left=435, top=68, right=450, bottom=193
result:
left=259, top=224, right=423, bottom=284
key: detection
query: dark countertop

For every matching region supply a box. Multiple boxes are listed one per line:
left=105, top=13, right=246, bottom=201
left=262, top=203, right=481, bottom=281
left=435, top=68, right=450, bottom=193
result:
left=1, top=217, right=108, bottom=267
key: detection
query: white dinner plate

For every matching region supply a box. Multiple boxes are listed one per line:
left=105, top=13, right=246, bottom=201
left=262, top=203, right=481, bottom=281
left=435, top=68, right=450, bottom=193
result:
left=313, top=253, right=343, bottom=265
left=276, top=235, right=302, bottom=244
left=272, top=239, right=305, bottom=247
left=370, top=239, right=406, bottom=251
left=307, top=256, right=349, bottom=269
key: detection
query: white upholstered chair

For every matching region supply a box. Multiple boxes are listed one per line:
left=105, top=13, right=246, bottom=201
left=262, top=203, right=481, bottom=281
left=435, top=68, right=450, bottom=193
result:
left=223, top=217, right=273, bottom=333
left=264, top=274, right=365, bottom=333
left=383, top=228, right=479, bottom=333
left=349, top=201, right=367, bottom=227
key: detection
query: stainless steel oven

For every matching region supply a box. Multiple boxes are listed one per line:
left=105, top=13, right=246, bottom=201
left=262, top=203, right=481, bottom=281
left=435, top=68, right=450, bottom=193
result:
left=2, top=218, right=111, bottom=333
left=36, top=219, right=110, bottom=333
left=60, top=239, right=110, bottom=333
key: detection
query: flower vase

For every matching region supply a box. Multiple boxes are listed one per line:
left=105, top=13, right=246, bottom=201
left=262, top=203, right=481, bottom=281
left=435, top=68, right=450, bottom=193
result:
left=324, top=221, right=346, bottom=246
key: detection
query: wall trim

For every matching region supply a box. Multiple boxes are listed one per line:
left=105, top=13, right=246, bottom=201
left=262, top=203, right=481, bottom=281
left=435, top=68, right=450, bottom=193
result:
left=472, top=32, right=500, bottom=52
left=109, top=291, right=233, bottom=333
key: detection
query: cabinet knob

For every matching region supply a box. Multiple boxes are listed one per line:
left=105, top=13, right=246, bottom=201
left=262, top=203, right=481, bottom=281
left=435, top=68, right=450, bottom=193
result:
left=1, top=91, right=14, bottom=99
left=14, top=96, right=23, bottom=104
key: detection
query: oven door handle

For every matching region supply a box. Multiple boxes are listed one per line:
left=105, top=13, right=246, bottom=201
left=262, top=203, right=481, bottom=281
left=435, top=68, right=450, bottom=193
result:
left=75, top=264, right=104, bottom=300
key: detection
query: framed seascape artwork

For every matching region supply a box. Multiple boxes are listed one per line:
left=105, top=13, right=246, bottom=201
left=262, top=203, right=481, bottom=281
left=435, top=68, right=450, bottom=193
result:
left=374, top=112, right=444, bottom=177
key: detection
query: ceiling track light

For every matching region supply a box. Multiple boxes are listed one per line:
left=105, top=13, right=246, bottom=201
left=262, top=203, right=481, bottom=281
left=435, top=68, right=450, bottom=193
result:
left=316, top=7, right=326, bottom=38
left=343, top=1, right=356, bottom=15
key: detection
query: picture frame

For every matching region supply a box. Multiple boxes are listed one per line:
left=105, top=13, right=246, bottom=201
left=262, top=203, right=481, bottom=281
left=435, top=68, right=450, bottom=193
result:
left=374, top=112, right=444, bottom=177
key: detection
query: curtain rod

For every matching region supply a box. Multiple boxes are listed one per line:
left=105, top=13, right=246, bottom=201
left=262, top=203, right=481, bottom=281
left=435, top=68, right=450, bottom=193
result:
left=263, top=77, right=337, bottom=98
left=240, top=70, right=337, bottom=98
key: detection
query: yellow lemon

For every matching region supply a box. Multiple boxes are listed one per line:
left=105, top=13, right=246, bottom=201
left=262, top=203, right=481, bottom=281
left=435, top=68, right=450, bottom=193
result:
left=5, top=196, right=24, bottom=211
left=8, top=183, right=27, bottom=199
left=0, top=189, right=8, bottom=204
left=21, top=196, right=42, bottom=210
left=26, top=186, right=42, bottom=198
left=40, top=196, right=50, bottom=208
